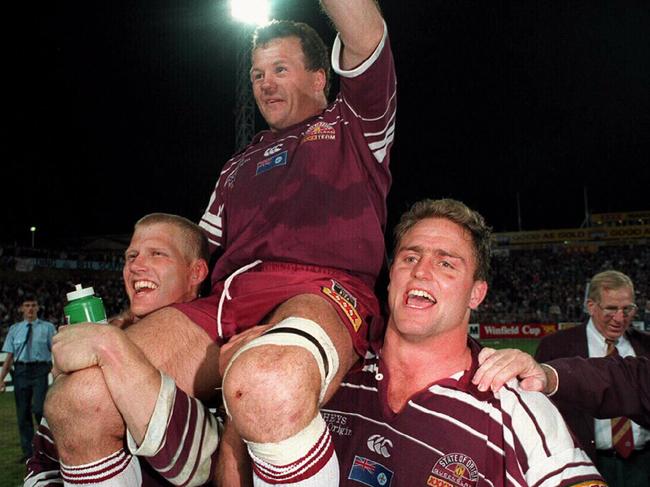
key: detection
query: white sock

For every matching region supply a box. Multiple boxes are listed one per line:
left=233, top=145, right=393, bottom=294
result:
left=61, top=449, right=142, bottom=487
left=248, top=414, right=339, bottom=486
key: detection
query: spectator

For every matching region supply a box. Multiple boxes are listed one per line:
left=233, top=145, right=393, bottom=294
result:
left=0, top=295, right=56, bottom=463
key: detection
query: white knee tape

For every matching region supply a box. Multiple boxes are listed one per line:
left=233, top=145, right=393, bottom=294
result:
left=246, top=413, right=327, bottom=466
left=222, top=317, right=339, bottom=416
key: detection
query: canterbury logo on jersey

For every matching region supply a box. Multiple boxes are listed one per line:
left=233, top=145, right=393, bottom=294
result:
left=367, top=434, right=392, bottom=458
left=263, top=144, right=283, bottom=157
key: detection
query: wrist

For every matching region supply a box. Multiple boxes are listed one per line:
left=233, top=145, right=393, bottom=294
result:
left=540, top=364, right=558, bottom=396
left=95, top=325, right=129, bottom=369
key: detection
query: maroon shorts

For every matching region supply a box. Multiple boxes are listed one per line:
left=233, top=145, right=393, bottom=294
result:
left=172, top=262, right=383, bottom=357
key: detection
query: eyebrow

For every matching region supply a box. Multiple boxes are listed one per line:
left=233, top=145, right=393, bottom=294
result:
left=251, top=59, right=289, bottom=73
left=399, top=245, right=465, bottom=262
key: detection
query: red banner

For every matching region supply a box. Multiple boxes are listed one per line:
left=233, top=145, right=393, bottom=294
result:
left=479, top=323, right=559, bottom=339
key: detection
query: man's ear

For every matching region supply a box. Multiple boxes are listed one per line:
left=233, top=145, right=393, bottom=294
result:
left=312, top=68, right=326, bottom=93
left=469, top=280, right=488, bottom=310
left=586, top=299, right=596, bottom=317
left=190, top=259, right=209, bottom=286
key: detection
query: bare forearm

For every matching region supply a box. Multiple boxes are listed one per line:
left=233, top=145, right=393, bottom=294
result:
left=0, top=353, right=13, bottom=384
left=320, top=0, right=384, bottom=69
left=96, top=332, right=161, bottom=443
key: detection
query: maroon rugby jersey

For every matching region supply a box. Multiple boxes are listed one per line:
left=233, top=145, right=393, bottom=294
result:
left=199, top=27, right=396, bottom=289
left=323, top=340, right=606, bottom=487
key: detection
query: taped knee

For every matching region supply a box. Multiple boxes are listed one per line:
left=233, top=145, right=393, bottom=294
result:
left=222, top=317, right=339, bottom=416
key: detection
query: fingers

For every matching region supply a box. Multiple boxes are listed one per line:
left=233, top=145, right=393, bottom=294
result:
left=477, top=347, right=497, bottom=365
left=472, top=348, right=523, bottom=392
left=473, top=348, right=497, bottom=384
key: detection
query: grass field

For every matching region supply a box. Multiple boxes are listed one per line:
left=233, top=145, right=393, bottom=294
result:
left=479, top=337, right=540, bottom=356
left=0, top=393, right=25, bottom=487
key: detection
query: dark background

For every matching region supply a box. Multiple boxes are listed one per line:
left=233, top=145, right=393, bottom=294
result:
left=4, top=1, right=649, bottom=248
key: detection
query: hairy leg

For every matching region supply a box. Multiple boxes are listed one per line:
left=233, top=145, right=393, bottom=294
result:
left=45, top=369, right=123, bottom=464
left=45, top=307, right=220, bottom=466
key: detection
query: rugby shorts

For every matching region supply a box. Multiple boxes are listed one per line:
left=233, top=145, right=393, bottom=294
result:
left=172, top=261, right=383, bottom=357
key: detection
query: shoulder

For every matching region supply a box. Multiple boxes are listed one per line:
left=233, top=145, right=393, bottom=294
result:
left=7, top=322, right=22, bottom=333
left=37, top=319, right=56, bottom=329
left=627, top=327, right=650, bottom=350
left=498, top=381, right=577, bottom=447
left=538, top=323, right=585, bottom=347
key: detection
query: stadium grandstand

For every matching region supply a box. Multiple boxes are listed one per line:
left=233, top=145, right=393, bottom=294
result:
left=1, top=211, right=648, bottom=355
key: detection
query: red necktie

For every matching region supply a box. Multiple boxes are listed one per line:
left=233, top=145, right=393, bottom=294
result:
left=606, top=339, right=635, bottom=458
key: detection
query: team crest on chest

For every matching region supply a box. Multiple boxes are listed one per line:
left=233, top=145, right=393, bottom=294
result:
left=426, top=453, right=479, bottom=487
left=321, top=280, right=362, bottom=332
left=302, top=121, right=336, bottom=143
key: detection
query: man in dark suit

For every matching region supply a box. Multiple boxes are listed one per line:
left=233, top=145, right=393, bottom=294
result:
left=535, top=269, right=650, bottom=486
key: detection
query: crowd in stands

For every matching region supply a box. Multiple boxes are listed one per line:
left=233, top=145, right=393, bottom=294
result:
left=1, top=243, right=648, bottom=345
left=475, top=244, right=650, bottom=324
left=0, top=269, right=127, bottom=345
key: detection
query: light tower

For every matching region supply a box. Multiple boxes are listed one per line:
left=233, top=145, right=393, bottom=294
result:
left=230, top=0, right=270, bottom=151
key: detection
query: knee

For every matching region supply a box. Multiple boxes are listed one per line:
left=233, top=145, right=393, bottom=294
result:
left=223, top=345, right=320, bottom=441
left=45, top=367, right=123, bottom=441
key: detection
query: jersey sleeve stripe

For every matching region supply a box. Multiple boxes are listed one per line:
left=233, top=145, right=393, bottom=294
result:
left=339, top=382, right=378, bottom=392
left=24, top=471, right=64, bottom=487
left=503, top=384, right=552, bottom=456
left=199, top=218, right=222, bottom=237
left=342, top=90, right=397, bottom=123
left=331, top=20, right=388, bottom=79
left=408, top=400, right=506, bottom=457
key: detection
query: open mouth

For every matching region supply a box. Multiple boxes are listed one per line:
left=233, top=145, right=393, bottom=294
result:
left=406, top=289, right=437, bottom=308
left=133, top=280, right=159, bottom=295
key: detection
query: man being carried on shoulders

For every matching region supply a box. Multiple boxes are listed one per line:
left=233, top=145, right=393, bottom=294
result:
left=46, top=2, right=396, bottom=486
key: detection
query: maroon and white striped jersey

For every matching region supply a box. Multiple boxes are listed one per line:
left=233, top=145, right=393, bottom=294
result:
left=199, top=24, right=396, bottom=290
left=25, top=417, right=209, bottom=487
left=25, top=419, right=61, bottom=487
left=323, top=340, right=606, bottom=487
left=127, top=374, right=220, bottom=486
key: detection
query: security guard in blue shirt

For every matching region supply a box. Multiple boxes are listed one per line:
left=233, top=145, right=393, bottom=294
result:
left=1, top=295, right=56, bottom=462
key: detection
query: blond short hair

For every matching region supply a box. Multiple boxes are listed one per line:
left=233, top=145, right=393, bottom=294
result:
left=134, top=213, right=209, bottom=263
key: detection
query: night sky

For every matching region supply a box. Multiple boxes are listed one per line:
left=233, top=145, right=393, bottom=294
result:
left=4, top=1, right=649, bottom=248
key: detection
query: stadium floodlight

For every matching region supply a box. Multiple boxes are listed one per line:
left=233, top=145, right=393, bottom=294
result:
left=230, top=0, right=270, bottom=150
left=230, top=0, right=269, bottom=26
left=30, top=226, right=36, bottom=248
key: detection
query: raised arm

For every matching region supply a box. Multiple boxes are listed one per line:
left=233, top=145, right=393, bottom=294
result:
left=320, top=0, right=384, bottom=69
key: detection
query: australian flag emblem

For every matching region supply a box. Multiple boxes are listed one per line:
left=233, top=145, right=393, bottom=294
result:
left=348, top=455, right=393, bottom=487
left=255, top=150, right=288, bottom=175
